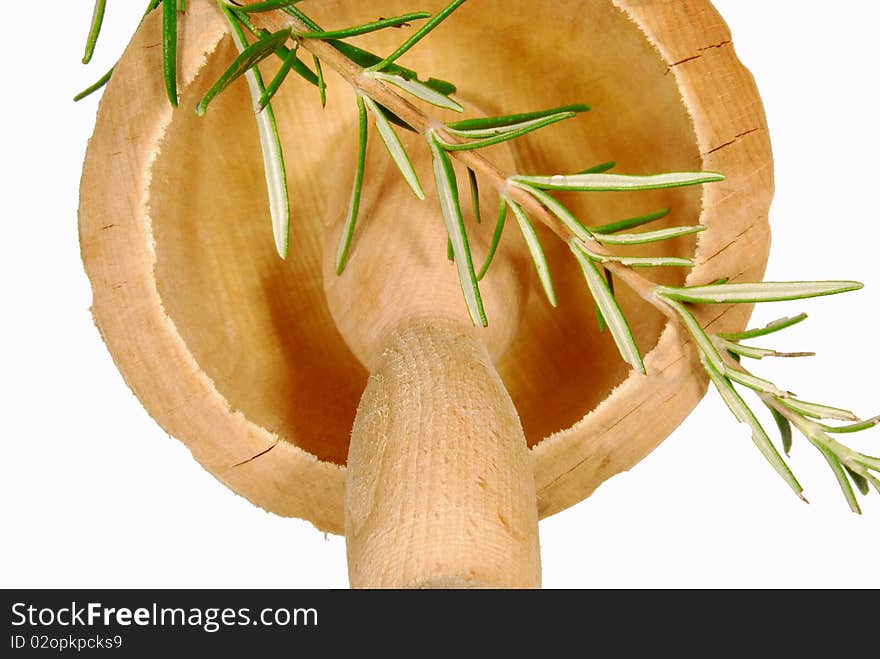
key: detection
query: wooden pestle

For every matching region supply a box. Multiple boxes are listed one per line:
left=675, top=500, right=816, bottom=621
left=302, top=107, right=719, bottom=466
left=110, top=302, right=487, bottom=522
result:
left=323, top=121, right=540, bottom=588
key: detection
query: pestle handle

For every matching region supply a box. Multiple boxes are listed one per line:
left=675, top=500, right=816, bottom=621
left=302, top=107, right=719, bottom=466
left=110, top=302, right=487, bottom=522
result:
left=344, top=316, right=541, bottom=589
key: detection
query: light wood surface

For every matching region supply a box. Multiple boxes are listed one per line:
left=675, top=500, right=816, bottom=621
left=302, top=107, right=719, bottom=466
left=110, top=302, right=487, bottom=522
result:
left=79, top=0, right=773, bottom=550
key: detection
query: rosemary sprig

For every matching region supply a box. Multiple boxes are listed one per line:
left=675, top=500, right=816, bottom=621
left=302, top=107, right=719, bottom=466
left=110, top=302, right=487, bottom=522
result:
left=78, top=0, right=879, bottom=513
left=657, top=287, right=879, bottom=511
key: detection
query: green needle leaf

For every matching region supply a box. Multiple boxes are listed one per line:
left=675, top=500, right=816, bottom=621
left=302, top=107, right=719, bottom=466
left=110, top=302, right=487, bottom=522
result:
left=718, top=314, right=809, bottom=341
left=259, top=43, right=299, bottom=109
left=716, top=338, right=814, bottom=361
left=592, top=208, right=671, bottom=234
left=313, top=55, right=326, bottom=106
left=571, top=241, right=644, bottom=373
left=74, top=66, right=115, bottom=102
left=440, top=113, right=578, bottom=151
left=222, top=6, right=290, bottom=259
left=363, top=96, right=425, bottom=200
left=594, top=225, right=706, bottom=246
left=818, top=447, right=862, bottom=513
left=590, top=253, right=694, bottom=268
left=578, top=161, right=616, bottom=174
left=369, top=72, right=463, bottom=112
left=428, top=134, right=486, bottom=326
left=513, top=171, right=725, bottom=192
left=367, top=0, right=467, bottom=72
left=658, top=281, right=863, bottom=304
left=766, top=404, right=794, bottom=456
left=230, top=0, right=301, bottom=12
left=468, top=169, right=481, bottom=224
left=297, top=13, right=432, bottom=39
left=702, top=362, right=804, bottom=500
left=477, top=198, right=508, bottom=281
left=856, top=454, right=880, bottom=471
left=724, top=369, right=792, bottom=399
left=83, top=0, right=107, bottom=64
left=336, top=95, right=369, bottom=274
left=197, top=27, right=293, bottom=116
left=781, top=399, right=860, bottom=422
left=447, top=104, right=591, bottom=132
left=818, top=416, right=880, bottom=434
left=662, top=298, right=725, bottom=373
left=508, top=200, right=557, bottom=308
left=511, top=183, right=591, bottom=242
left=595, top=269, right=615, bottom=333
left=844, top=466, right=871, bottom=496
left=163, top=0, right=179, bottom=107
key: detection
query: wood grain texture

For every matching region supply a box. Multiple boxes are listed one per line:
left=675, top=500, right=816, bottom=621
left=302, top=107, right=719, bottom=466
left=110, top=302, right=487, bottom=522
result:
left=346, top=318, right=540, bottom=588
left=79, top=0, right=773, bottom=536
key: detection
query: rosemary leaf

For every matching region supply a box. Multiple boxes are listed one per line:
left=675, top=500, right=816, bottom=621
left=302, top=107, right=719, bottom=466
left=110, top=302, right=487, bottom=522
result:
left=335, top=96, right=369, bottom=274
left=298, top=13, right=432, bottom=39
left=468, top=168, right=481, bottom=224
left=702, top=363, right=804, bottom=500
left=662, top=298, right=725, bottom=373
left=428, top=134, right=486, bottom=326
left=313, top=55, right=326, bottom=106
left=477, top=198, right=508, bottom=281
left=718, top=314, right=809, bottom=341
left=818, top=416, right=880, bottom=434
left=259, top=43, right=299, bottom=109
left=440, top=113, right=577, bottom=151
left=578, top=161, right=616, bottom=174
left=369, top=72, right=463, bottom=112
left=448, top=104, right=591, bottom=132
left=781, top=399, right=859, bottom=422
left=766, top=404, right=794, bottom=455
left=74, top=66, right=114, bottom=102
left=716, top=338, right=814, bottom=361
left=83, top=0, right=107, bottom=64
left=163, top=0, right=179, bottom=107
left=845, top=466, right=871, bottom=496
left=857, top=455, right=880, bottom=471
left=571, top=241, right=644, bottom=373
left=508, top=201, right=557, bottom=308
left=273, top=43, right=319, bottom=87
left=363, top=96, right=425, bottom=200
left=817, top=447, right=862, bottom=513
left=658, top=282, right=863, bottom=304
left=592, top=208, right=671, bottom=234
left=514, top=171, right=725, bottom=192
left=197, top=27, right=294, bottom=116
left=367, top=0, right=467, bottom=72
left=725, top=369, right=792, bottom=398
left=594, top=225, right=706, bottom=246
left=594, top=254, right=694, bottom=268
left=510, top=183, right=591, bottom=242
left=222, top=6, right=290, bottom=259
left=231, top=0, right=301, bottom=12
left=595, top=268, right=615, bottom=333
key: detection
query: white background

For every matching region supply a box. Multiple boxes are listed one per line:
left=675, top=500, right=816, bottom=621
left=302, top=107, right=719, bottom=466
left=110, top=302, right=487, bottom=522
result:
left=2, top=2, right=877, bottom=589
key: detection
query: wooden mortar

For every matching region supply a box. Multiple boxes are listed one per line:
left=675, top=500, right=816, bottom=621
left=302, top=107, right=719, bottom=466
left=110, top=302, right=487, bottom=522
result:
left=78, top=0, right=773, bottom=587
